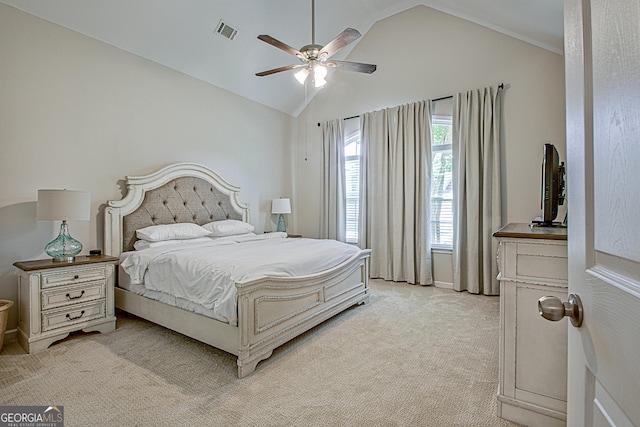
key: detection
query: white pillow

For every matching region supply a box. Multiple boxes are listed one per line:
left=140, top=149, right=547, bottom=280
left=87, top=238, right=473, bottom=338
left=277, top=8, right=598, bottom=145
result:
left=202, top=219, right=254, bottom=237
left=134, top=236, right=212, bottom=250
left=136, top=223, right=210, bottom=242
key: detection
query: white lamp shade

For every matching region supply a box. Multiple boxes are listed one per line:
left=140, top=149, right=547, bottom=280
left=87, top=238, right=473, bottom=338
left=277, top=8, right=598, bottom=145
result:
left=271, top=198, right=291, bottom=214
left=314, top=63, right=327, bottom=80
left=37, top=189, right=91, bottom=221
left=294, top=67, right=309, bottom=84
left=313, top=63, right=327, bottom=87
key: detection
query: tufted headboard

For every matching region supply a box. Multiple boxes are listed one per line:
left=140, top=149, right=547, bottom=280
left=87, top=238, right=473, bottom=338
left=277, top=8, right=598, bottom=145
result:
left=105, top=163, right=249, bottom=256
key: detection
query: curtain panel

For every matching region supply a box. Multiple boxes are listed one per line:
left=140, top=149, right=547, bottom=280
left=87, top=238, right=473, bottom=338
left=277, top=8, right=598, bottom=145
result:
left=320, top=119, right=347, bottom=241
left=360, top=101, right=433, bottom=285
left=452, top=85, right=502, bottom=295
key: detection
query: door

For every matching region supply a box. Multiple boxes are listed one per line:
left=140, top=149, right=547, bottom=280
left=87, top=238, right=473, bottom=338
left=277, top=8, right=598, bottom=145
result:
left=564, top=0, right=640, bottom=425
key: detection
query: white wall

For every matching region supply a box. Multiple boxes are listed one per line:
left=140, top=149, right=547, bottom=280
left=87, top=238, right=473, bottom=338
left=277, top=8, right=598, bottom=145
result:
left=293, top=6, right=566, bottom=284
left=0, top=4, right=294, bottom=331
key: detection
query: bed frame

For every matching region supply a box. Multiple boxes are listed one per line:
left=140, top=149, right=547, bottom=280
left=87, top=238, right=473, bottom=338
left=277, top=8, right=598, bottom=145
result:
left=104, top=163, right=370, bottom=378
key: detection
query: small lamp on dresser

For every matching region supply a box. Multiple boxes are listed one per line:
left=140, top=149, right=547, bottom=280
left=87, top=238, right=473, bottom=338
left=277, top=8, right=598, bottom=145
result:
left=37, top=189, right=90, bottom=262
left=271, top=198, right=291, bottom=232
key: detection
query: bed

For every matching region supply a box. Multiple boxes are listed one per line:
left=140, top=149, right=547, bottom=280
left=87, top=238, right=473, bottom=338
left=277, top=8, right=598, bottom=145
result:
left=104, top=162, right=371, bottom=378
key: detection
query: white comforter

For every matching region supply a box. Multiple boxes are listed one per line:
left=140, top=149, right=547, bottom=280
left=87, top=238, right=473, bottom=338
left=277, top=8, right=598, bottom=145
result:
left=119, top=233, right=362, bottom=325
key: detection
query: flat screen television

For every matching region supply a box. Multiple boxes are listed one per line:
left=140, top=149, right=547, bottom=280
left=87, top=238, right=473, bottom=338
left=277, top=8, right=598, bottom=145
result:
left=539, top=143, right=565, bottom=226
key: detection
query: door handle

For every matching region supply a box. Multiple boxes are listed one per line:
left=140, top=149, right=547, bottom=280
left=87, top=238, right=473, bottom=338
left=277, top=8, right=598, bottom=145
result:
left=538, top=294, right=584, bottom=327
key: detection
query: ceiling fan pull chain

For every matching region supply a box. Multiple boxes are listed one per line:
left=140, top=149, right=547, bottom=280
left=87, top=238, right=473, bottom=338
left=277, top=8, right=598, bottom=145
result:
left=304, top=80, right=309, bottom=161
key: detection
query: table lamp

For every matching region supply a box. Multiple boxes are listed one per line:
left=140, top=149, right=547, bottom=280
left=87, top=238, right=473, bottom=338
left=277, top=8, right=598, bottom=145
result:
left=37, top=189, right=91, bottom=262
left=271, top=198, right=291, bottom=232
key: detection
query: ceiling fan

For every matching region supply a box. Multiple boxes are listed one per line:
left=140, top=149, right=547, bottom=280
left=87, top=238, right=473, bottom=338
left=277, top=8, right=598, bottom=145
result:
left=255, top=0, right=377, bottom=87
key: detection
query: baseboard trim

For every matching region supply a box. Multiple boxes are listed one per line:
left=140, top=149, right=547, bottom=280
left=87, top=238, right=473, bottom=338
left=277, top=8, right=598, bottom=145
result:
left=434, top=281, right=453, bottom=289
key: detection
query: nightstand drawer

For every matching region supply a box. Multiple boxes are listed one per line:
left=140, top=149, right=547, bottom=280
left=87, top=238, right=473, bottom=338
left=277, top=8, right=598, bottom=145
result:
left=41, top=266, right=106, bottom=289
left=41, top=300, right=106, bottom=332
left=41, top=281, right=106, bottom=310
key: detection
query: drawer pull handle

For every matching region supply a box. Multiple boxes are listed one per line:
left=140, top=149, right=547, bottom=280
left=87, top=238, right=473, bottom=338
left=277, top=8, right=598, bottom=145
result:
left=66, top=310, right=85, bottom=321
left=73, top=275, right=80, bottom=279
left=65, top=290, right=85, bottom=300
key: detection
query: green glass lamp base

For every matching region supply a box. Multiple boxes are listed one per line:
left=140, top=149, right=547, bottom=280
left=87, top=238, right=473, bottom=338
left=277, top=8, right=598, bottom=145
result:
left=45, top=221, right=82, bottom=262
left=276, top=214, right=287, bottom=232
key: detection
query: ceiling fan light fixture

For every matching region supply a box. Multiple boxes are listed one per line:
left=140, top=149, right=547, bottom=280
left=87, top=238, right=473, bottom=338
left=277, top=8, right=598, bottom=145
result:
left=294, top=67, right=309, bottom=84
left=313, top=63, right=327, bottom=87
left=314, top=63, right=327, bottom=79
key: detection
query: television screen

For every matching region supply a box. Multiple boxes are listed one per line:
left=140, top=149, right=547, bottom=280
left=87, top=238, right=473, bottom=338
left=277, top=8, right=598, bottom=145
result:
left=540, top=143, right=565, bottom=226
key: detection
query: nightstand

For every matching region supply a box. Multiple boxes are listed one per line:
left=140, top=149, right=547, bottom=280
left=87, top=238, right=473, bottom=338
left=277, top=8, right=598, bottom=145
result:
left=13, top=255, right=118, bottom=353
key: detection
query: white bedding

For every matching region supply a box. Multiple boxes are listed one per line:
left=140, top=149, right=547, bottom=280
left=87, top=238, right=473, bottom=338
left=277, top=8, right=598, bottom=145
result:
left=119, top=233, right=361, bottom=326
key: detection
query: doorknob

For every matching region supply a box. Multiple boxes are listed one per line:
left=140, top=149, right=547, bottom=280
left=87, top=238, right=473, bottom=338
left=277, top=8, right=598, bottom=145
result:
left=538, top=294, right=584, bottom=327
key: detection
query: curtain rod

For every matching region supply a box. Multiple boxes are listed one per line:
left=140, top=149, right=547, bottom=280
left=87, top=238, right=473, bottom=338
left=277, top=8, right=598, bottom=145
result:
left=318, top=83, right=505, bottom=125
left=431, top=95, right=453, bottom=102
left=432, top=83, right=504, bottom=103
left=317, top=115, right=357, bottom=126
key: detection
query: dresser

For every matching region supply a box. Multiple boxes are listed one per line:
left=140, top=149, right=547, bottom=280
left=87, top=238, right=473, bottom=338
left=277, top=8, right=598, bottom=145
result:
left=13, top=255, right=118, bottom=353
left=493, top=223, right=568, bottom=427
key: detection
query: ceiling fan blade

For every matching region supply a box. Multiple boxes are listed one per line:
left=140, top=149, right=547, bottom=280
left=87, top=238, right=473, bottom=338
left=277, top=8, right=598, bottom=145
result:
left=327, top=60, right=377, bottom=74
left=256, top=64, right=305, bottom=77
left=318, top=28, right=361, bottom=59
left=257, top=35, right=304, bottom=59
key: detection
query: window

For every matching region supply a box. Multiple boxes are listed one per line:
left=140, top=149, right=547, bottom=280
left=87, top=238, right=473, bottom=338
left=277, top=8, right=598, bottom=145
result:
left=342, top=118, right=453, bottom=248
left=344, top=131, right=360, bottom=244
left=431, top=116, right=453, bottom=249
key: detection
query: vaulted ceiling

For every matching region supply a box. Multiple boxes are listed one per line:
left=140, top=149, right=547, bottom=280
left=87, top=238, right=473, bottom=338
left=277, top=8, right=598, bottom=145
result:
left=1, top=0, right=563, bottom=116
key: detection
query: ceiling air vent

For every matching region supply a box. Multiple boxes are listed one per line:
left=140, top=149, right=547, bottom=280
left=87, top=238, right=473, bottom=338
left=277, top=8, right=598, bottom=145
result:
left=215, top=20, right=238, bottom=41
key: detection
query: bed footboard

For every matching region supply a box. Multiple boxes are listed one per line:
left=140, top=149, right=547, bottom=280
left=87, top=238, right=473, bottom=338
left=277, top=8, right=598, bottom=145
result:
left=235, top=249, right=370, bottom=378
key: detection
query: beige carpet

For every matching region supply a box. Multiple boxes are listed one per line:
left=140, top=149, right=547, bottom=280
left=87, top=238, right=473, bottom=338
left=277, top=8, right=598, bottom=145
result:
left=0, top=280, right=520, bottom=426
